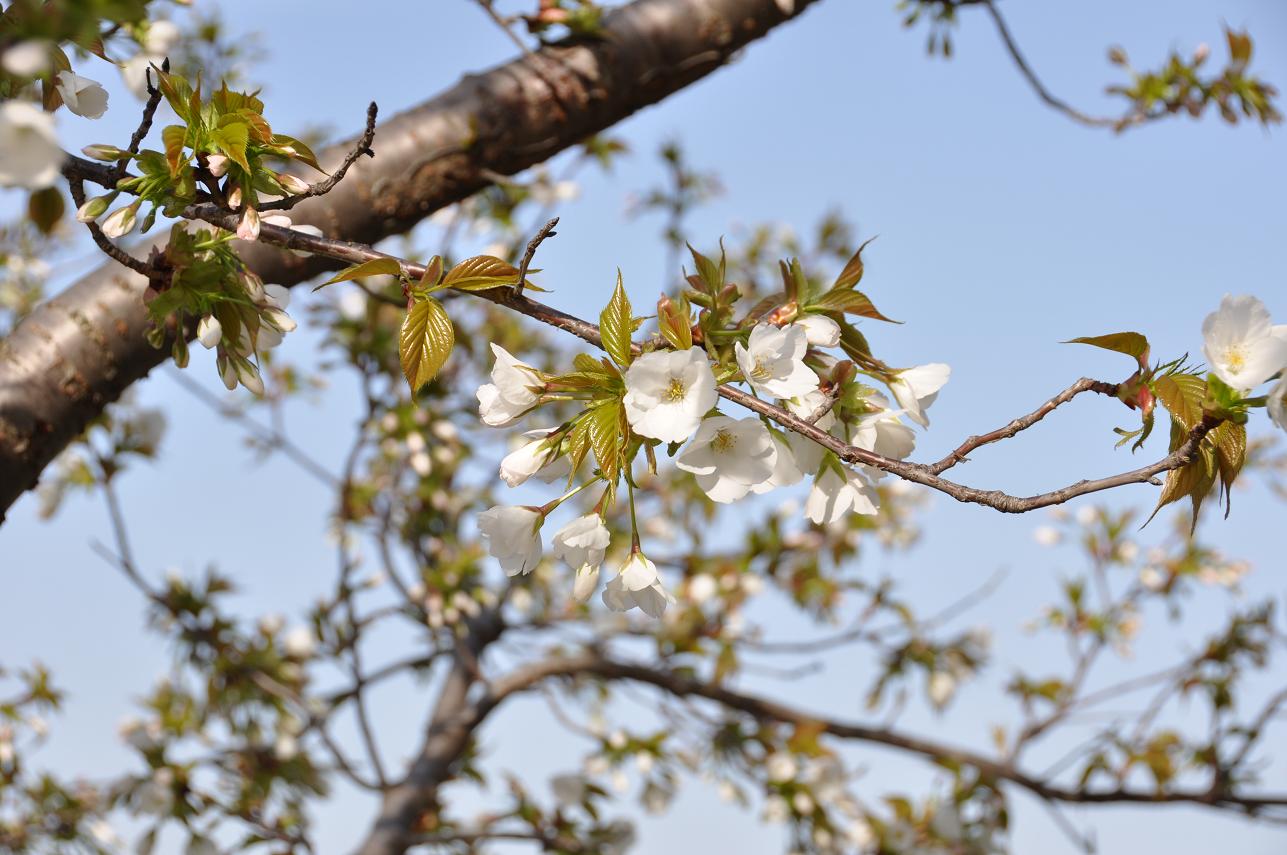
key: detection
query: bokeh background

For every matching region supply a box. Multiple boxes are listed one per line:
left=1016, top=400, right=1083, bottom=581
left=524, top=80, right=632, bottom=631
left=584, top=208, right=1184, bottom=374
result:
left=2, top=1, right=1285, bottom=852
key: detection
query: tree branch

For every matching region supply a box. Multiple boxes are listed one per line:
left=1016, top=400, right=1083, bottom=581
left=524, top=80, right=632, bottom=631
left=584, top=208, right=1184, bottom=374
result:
left=529, top=652, right=1287, bottom=817
left=163, top=214, right=1218, bottom=516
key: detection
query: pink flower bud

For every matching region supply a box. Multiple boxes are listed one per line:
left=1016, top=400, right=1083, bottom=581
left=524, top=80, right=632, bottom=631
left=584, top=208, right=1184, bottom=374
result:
left=205, top=154, right=229, bottom=178
left=237, top=207, right=260, bottom=241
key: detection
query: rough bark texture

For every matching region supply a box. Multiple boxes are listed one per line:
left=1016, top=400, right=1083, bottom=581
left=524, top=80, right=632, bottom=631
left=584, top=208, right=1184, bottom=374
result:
left=0, top=0, right=822, bottom=520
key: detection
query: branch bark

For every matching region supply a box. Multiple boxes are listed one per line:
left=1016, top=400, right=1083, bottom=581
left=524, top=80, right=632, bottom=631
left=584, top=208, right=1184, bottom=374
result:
left=0, top=0, right=823, bottom=521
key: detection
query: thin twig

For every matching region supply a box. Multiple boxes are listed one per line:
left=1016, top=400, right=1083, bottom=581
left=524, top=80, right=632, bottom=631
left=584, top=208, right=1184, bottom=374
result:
left=927, top=377, right=1120, bottom=474
left=981, top=1, right=1118, bottom=129
left=514, top=216, right=559, bottom=294
left=66, top=177, right=154, bottom=277
left=260, top=102, right=379, bottom=212
left=165, top=368, right=338, bottom=486
left=119, top=60, right=168, bottom=180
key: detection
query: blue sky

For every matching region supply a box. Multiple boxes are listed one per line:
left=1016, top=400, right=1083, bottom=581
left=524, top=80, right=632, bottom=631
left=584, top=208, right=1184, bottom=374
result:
left=2, top=0, right=1286, bottom=852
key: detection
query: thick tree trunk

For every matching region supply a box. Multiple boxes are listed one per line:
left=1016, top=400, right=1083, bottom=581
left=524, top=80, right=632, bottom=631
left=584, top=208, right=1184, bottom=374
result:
left=0, top=0, right=822, bottom=521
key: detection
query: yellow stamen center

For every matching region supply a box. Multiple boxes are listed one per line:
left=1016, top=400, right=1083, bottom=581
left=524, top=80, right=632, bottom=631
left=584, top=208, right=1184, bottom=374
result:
left=665, top=377, right=688, bottom=402
left=712, top=429, right=737, bottom=453
left=1224, top=345, right=1247, bottom=374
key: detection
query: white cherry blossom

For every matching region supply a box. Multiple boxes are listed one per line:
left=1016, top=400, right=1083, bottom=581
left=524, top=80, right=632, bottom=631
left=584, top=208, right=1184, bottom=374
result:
left=143, top=20, right=181, bottom=55
left=552, top=513, right=611, bottom=581
left=499, top=428, right=566, bottom=487
left=0, top=102, right=63, bottom=189
left=735, top=323, right=819, bottom=399
left=477, top=505, right=543, bottom=576
left=121, top=54, right=164, bottom=99
left=676, top=415, right=777, bottom=502
left=805, top=467, right=879, bottom=524
left=622, top=347, right=717, bottom=443
left=477, top=344, right=544, bottom=427
left=751, top=432, right=803, bottom=494
left=795, top=313, right=841, bottom=347
left=850, top=407, right=915, bottom=477
left=283, top=626, right=315, bottom=658
left=782, top=390, right=838, bottom=476
left=1201, top=295, right=1287, bottom=392
left=889, top=363, right=950, bottom=428
left=602, top=553, right=671, bottom=617
left=2, top=40, right=52, bottom=77
left=55, top=71, right=109, bottom=119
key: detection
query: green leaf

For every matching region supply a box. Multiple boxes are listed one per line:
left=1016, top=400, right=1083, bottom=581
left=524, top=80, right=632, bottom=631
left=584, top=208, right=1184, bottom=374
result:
left=564, top=418, right=594, bottom=481
left=154, top=68, right=193, bottom=122
left=399, top=296, right=454, bottom=393
left=440, top=255, right=543, bottom=291
left=162, top=124, right=187, bottom=176
left=810, top=288, right=898, bottom=322
left=687, top=243, right=723, bottom=293
left=1064, top=332, right=1150, bottom=368
left=599, top=270, right=633, bottom=367
left=587, top=400, right=625, bottom=480
left=420, top=255, right=443, bottom=288
left=657, top=292, right=693, bottom=350
left=313, top=257, right=402, bottom=291
left=573, top=353, right=609, bottom=375
left=270, top=134, right=325, bottom=174
left=833, top=236, right=876, bottom=290
left=1153, top=373, right=1207, bottom=429
left=1146, top=420, right=1216, bottom=529
left=1212, top=420, right=1246, bottom=516
left=838, top=322, right=872, bottom=361
left=209, top=119, right=250, bottom=173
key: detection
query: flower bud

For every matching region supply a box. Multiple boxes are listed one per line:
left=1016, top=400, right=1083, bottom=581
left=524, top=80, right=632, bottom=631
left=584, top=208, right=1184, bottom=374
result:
left=100, top=202, right=139, bottom=238
left=224, top=184, right=242, bottom=209
left=81, top=144, right=127, bottom=162
left=196, top=315, right=222, bottom=349
left=1194, top=42, right=1210, bottom=64
left=235, top=360, right=265, bottom=395
left=276, top=172, right=310, bottom=194
left=75, top=193, right=115, bottom=223
left=236, top=207, right=260, bottom=241
left=205, top=154, right=229, bottom=178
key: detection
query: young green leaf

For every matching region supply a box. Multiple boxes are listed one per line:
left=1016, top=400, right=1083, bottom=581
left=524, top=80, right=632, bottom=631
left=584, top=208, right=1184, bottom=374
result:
left=833, top=236, right=877, bottom=290
left=657, top=292, right=693, bottom=350
left=270, top=134, right=325, bottom=174
left=599, top=271, right=634, bottom=367
left=1064, top=332, right=1150, bottom=369
left=1152, top=373, right=1207, bottom=429
left=420, top=255, right=444, bottom=289
left=587, top=400, right=625, bottom=481
left=810, top=288, right=898, bottom=323
left=399, top=296, right=454, bottom=393
left=1212, top=420, right=1246, bottom=516
left=313, top=257, right=402, bottom=291
left=687, top=243, right=723, bottom=293
left=209, top=119, right=250, bottom=173
left=440, top=255, right=543, bottom=292
left=162, top=125, right=187, bottom=177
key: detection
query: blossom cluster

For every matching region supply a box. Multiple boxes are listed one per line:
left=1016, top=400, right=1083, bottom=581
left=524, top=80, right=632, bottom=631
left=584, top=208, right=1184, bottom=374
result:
left=471, top=253, right=950, bottom=617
